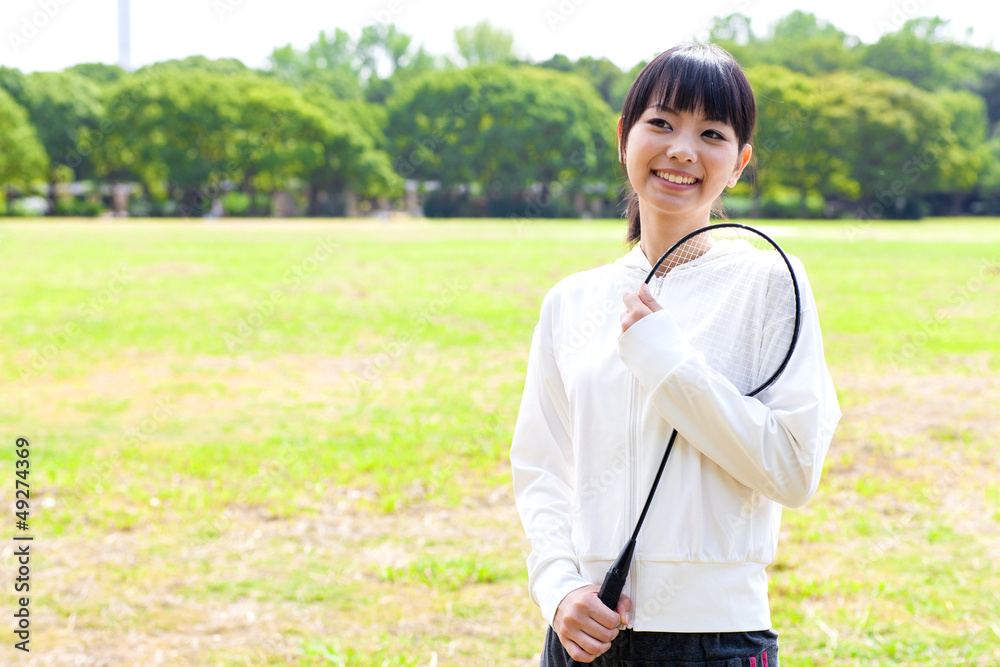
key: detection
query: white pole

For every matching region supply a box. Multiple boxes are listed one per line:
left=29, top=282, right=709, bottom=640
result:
left=118, top=0, right=131, bottom=71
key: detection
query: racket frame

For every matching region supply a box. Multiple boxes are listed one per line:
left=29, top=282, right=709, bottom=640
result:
left=644, top=221, right=803, bottom=397
left=584, top=222, right=804, bottom=640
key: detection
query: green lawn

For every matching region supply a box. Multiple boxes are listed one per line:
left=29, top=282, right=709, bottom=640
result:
left=0, top=217, right=997, bottom=665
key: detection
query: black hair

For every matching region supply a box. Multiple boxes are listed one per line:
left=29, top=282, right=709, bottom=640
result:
left=618, top=43, right=756, bottom=247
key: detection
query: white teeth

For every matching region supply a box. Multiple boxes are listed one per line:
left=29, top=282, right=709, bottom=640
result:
left=655, top=170, right=697, bottom=185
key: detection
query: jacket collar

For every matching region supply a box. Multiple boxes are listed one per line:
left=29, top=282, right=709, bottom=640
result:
left=615, top=242, right=654, bottom=275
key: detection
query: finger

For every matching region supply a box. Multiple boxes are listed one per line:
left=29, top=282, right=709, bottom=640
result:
left=638, top=283, right=663, bottom=312
left=560, top=621, right=609, bottom=662
left=562, top=638, right=594, bottom=663
left=619, top=314, right=639, bottom=337
left=579, top=613, right=620, bottom=641
left=620, top=306, right=650, bottom=335
left=570, top=630, right=614, bottom=660
left=622, top=291, right=642, bottom=311
left=621, top=297, right=651, bottom=322
left=585, top=597, right=625, bottom=633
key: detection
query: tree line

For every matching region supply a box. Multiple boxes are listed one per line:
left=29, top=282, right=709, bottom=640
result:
left=1, top=11, right=999, bottom=220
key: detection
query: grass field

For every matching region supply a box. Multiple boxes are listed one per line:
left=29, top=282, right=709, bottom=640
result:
left=0, top=217, right=998, bottom=666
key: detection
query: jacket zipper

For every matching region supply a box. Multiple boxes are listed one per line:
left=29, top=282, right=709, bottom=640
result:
left=626, top=372, right=640, bottom=623
left=624, top=271, right=647, bottom=625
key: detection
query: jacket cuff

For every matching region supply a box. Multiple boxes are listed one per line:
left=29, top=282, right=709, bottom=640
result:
left=533, top=559, right=592, bottom=627
left=617, top=309, right=696, bottom=390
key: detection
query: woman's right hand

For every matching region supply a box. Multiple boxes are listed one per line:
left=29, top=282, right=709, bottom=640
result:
left=552, top=585, right=631, bottom=663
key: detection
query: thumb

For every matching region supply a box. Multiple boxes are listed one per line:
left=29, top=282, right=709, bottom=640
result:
left=617, top=594, right=632, bottom=626
left=638, top=283, right=663, bottom=312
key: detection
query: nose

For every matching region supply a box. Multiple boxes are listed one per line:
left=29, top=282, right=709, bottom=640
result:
left=665, top=131, right=696, bottom=162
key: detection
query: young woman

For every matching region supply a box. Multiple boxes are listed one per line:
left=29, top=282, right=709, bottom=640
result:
left=510, top=43, right=841, bottom=666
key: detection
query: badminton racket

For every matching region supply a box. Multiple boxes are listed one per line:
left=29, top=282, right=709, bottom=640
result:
left=572, top=222, right=801, bottom=663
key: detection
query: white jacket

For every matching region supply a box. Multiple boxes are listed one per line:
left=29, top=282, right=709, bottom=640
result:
left=509, top=241, right=841, bottom=632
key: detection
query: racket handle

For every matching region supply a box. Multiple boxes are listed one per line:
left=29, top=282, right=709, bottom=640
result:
left=598, top=538, right=635, bottom=610
left=568, top=539, right=635, bottom=666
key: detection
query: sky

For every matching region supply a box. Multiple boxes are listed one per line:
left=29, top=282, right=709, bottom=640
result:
left=1, top=0, right=998, bottom=74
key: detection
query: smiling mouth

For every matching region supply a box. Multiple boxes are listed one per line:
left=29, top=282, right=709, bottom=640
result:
left=652, top=170, right=700, bottom=185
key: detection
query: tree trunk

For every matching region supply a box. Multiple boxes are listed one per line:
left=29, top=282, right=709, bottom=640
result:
left=47, top=177, right=58, bottom=216
left=248, top=179, right=258, bottom=217
left=950, top=191, right=964, bottom=216
left=344, top=189, right=359, bottom=217
left=306, top=184, right=320, bottom=217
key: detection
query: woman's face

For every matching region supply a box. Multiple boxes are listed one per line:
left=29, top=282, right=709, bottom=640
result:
left=620, top=100, right=751, bottom=223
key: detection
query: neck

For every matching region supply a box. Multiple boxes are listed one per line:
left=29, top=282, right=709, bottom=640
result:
left=637, top=200, right=712, bottom=265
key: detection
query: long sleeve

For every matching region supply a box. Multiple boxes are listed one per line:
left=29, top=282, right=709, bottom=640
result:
left=510, top=320, right=592, bottom=626
left=616, top=288, right=841, bottom=509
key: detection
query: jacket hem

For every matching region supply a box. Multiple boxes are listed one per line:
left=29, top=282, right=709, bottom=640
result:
left=580, top=558, right=772, bottom=632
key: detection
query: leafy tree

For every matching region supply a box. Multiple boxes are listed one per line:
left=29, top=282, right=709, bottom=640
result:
left=715, top=11, right=858, bottom=75
left=707, top=13, right=756, bottom=47
left=357, top=24, right=446, bottom=104
left=298, top=91, right=403, bottom=214
left=859, top=18, right=963, bottom=91
left=536, top=55, right=629, bottom=110
left=817, top=71, right=984, bottom=216
left=386, top=64, right=615, bottom=213
left=357, top=23, right=412, bottom=80
left=268, top=29, right=364, bottom=100
left=0, top=88, right=48, bottom=190
left=748, top=65, right=859, bottom=215
left=138, top=55, right=249, bottom=76
left=67, top=62, right=128, bottom=85
left=980, top=135, right=1000, bottom=198
left=454, top=21, right=517, bottom=67
left=537, top=54, right=573, bottom=72
left=0, top=69, right=104, bottom=210
left=938, top=43, right=1000, bottom=125
left=96, top=68, right=400, bottom=215
left=267, top=25, right=444, bottom=105
left=374, top=43, right=445, bottom=105
left=928, top=87, right=991, bottom=211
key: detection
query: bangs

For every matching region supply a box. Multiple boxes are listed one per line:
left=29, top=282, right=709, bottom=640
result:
left=649, top=58, right=744, bottom=127
left=621, top=43, right=756, bottom=146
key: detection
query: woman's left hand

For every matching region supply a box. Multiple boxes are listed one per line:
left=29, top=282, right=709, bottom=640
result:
left=620, top=282, right=662, bottom=337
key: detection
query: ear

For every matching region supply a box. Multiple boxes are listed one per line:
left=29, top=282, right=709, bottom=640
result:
left=617, top=116, right=625, bottom=163
left=728, top=143, right=753, bottom=187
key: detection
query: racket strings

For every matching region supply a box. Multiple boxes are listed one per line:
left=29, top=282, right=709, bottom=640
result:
left=648, top=228, right=798, bottom=397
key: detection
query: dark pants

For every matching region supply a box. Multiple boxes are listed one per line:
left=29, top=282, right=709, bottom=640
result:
left=540, top=626, right=779, bottom=667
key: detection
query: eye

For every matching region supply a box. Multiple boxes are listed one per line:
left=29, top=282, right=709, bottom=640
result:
left=703, top=129, right=726, bottom=140
left=649, top=118, right=671, bottom=129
